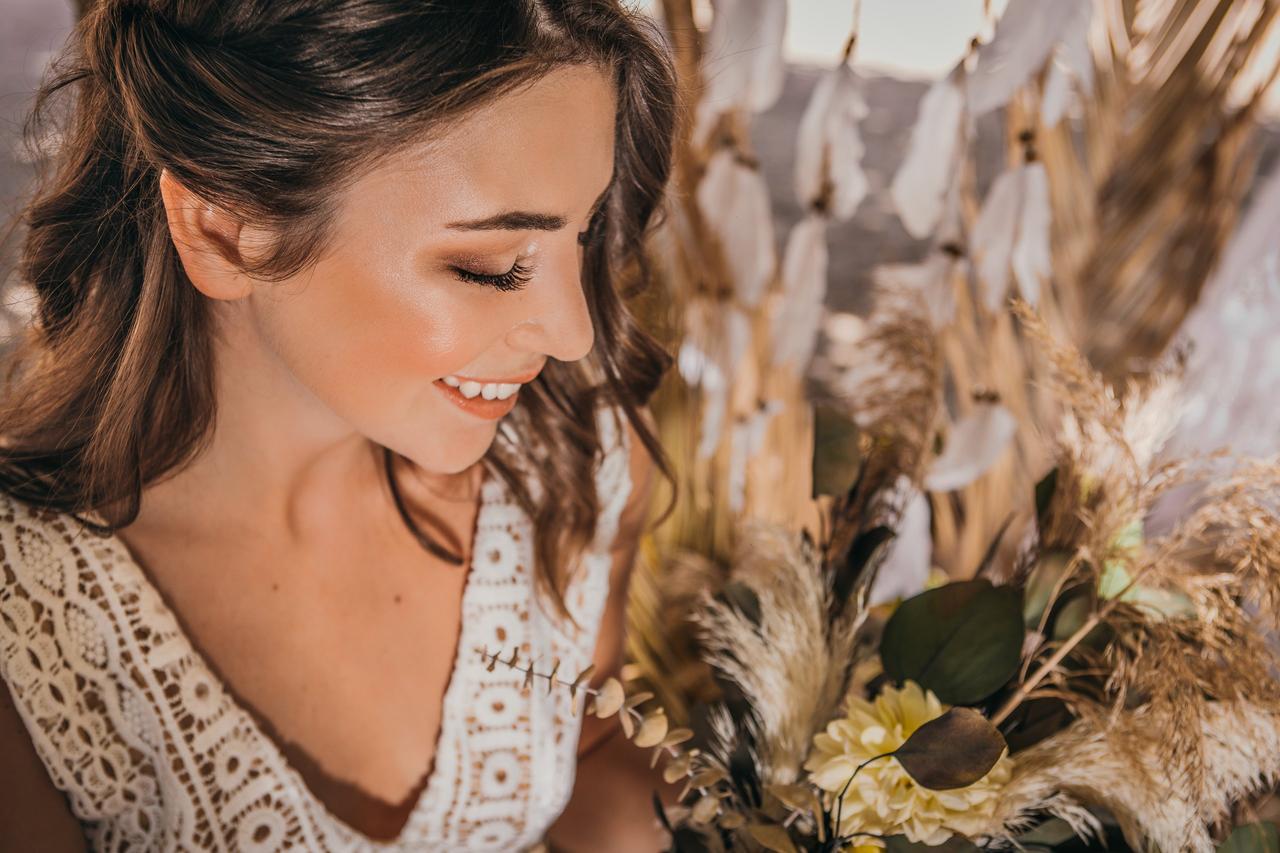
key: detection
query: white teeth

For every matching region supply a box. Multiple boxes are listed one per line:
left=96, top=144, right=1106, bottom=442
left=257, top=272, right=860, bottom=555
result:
left=442, top=375, right=522, bottom=401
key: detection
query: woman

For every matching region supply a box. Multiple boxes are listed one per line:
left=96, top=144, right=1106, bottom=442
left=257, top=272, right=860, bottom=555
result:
left=0, top=0, right=681, bottom=849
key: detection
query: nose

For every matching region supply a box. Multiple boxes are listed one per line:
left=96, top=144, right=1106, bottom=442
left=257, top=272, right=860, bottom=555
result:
left=504, top=243, right=596, bottom=363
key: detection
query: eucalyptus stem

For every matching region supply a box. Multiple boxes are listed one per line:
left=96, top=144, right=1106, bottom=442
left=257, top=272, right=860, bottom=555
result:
left=993, top=547, right=1172, bottom=726
left=991, top=612, right=1101, bottom=725
left=832, top=751, right=895, bottom=833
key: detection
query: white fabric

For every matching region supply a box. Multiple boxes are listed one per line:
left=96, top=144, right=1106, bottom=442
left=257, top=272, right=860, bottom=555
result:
left=0, top=403, right=633, bottom=852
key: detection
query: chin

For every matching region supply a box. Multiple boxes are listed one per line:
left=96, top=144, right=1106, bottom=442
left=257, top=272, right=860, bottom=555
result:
left=400, top=434, right=494, bottom=476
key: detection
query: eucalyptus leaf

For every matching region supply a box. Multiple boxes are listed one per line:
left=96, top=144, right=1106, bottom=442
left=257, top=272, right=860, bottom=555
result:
left=1219, top=822, right=1280, bottom=853
left=1023, top=549, right=1073, bottom=628
left=1097, top=561, right=1195, bottom=620
left=884, top=834, right=981, bottom=851
left=893, top=707, right=1006, bottom=790
left=880, top=579, right=1024, bottom=704
left=747, top=824, right=799, bottom=853
left=1049, top=587, right=1093, bottom=643
left=634, top=712, right=669, bottom=748
left=594, top=678, right=625, bottom=717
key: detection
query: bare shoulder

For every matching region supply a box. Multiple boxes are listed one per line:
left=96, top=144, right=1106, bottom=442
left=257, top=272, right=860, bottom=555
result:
left=0, top=677, right=86, bottom=851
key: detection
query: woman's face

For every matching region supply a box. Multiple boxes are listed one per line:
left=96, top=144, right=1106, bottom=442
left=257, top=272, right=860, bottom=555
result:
left=242, top=64, right=616, bottom=475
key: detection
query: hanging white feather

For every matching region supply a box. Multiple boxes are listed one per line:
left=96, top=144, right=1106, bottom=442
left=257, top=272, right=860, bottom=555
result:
left=967, top=0, right=1092, bottom=118
left=695, top=305, right=752, bottom=460
left=924, top=401, right=1018, bottom=492
left=1041, top=19, right=1096, bottom=128
left=1010, top=161, right=1051, bottom=308
left=697, top=149, right=777, bottom=308
left=727, top=399, right=785, bottom=513
left=1040, top=57, right=1073, bottom=128
left=1163, top=164, right=1280, bottom=461
left=794, top=63, right=868, bottom=221
left=972, top=167, right=1022, bottom=310
left=1057, top=13, right=1095, bottom=96
left=890, top=66, right=967, bottom=239
left=971, top=162, right=1051, bottom=311
left=770, top=214, right=829, bottom=372
left=869, top=481, right=933, bottom=607
left=693, top=0, right=789, bottom=146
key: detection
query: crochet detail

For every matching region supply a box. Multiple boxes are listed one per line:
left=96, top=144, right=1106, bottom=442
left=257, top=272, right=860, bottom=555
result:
left=0, top=405, right=632, bottom=851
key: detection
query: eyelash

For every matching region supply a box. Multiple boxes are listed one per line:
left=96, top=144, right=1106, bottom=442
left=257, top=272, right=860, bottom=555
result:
left=452, top=260, right=535, bottom=292
left=452, top=210, right=605, bottom=292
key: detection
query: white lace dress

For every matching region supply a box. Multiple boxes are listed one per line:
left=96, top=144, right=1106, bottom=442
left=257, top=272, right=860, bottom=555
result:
left=0, top=404, right=633, bottom=852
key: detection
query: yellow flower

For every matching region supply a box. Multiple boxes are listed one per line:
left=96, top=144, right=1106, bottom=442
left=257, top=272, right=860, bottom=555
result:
left=803, top=681, right=1012, bottom=848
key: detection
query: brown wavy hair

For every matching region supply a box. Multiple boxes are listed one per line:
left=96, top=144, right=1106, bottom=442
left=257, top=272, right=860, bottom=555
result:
left=1, top=0, right=678, bottom=619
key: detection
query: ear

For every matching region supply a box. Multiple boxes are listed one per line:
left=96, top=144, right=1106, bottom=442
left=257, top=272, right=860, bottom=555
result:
left=158, top=168, right=258, bottom=301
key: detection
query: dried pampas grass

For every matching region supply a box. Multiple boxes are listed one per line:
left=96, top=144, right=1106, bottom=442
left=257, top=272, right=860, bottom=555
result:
left=985, top=700, right=1280, bottom=852
left=689, top=520, right=862, bottom=787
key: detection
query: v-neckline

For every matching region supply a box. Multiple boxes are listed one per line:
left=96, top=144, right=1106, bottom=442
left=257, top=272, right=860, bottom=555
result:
left=91, top=467, right=501, bottom=847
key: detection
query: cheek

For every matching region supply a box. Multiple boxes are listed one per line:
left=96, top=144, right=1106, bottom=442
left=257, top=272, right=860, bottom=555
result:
left=250, top=251, right=493, bottom=415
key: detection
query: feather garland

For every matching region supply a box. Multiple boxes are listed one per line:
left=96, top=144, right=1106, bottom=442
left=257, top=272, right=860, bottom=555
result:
left=693, top=0, right=788, bottom=146
left=971, top=162, right=1052, bottom=311
left=697, top=149, right=777, bottom=309
left=890, top=66, right=968, bottom=239
left=794, top=63, right=868, bottom=221
left=770, top=214, right=829, bottom=372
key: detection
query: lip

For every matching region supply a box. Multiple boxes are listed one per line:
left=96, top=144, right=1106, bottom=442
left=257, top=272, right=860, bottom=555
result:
left=434, top=378, right=521, bottom=420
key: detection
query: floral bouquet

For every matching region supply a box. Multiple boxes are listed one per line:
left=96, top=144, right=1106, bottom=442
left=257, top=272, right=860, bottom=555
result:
left=490, top=297, right=1280, bottom=852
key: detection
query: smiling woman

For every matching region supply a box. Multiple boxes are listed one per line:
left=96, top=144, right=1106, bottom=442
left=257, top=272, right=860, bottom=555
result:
left=0, top=1, right=680, bottom=851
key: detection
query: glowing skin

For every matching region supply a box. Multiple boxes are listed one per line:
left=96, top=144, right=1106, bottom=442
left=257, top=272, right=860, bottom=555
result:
left=111, top=65, right=618, bottom=805
left=147, top=64, right=615, bottom=541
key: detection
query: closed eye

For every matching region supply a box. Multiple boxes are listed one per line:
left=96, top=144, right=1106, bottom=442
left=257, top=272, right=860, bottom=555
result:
left=452, top=260, right=534, bottom=292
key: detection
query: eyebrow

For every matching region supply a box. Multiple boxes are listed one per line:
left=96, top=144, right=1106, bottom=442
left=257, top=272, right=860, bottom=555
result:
left=445, top=211, right=566, bottom=232
left=444, top=190, right=611, bottom=233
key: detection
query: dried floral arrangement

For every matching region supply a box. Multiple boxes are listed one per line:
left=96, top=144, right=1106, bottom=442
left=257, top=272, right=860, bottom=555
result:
left=492, top=295, right=1280, bottom=852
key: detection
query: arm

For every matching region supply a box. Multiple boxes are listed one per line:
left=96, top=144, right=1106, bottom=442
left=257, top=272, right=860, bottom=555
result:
left=0, top=678, right=88, bottom=852
left=545, top=407, right=683, bottom=853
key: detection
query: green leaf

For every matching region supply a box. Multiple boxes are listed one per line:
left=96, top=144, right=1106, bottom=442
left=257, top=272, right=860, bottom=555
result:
left=1049, top=587, right=1093, bottom=643
left=880, top=579, right=1025, bottom=704
left=1023, top=549, right=1073, bottom=629
left=1097, top=562, right=1195, bottom=620
left=746, top=824, right=799, bottom=853
left=893, top=707, right=1006, bottom=790
left=1219, top=822, right=1280, bottom=853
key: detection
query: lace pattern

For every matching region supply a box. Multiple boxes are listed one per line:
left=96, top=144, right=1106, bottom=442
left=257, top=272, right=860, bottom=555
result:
left=0, top=404, right=633, bottom=851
